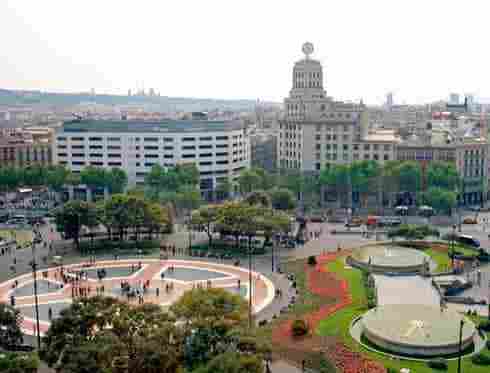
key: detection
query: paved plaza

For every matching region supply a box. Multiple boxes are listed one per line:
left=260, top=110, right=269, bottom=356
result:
left=0, top=259, right=276, bottom=336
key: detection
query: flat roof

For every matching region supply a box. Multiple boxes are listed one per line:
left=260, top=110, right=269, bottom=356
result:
left=60, top=119, right=245, bottom=133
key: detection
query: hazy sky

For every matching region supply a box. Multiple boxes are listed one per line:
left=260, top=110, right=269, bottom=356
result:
left=2, top=0, right=490, bottom=104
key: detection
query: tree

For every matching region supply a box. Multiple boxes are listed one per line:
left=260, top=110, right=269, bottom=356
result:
left=80, top=166, right=108, bottom=189
left=270, top=188, right=296, bottom=210
left=423, top=187, right=457, bottom=215
left=244, top=190, right=271, bottom=207
left=106, top=168, right=128, bottom=194
left=0, top=352, right=39, bottom=373
left=350, top=160, right=380, bottom=208
left=41, top=297, right=184, bottom=373
left=191, top=206, right=219, bottom=247
left=171, top=288, right=251, bottom=371
left=55, top=201, right=97, bottom=251
left=319, top=164, right=350, bottom=207
left=0, top=303, right=23, bottom=347
left=237, top=169, right=262, bottom=195
left=175, top=185, right=202, bottom=214
left=46, top=165, right=71, bottom=192
left=427, top=162, right=460, bottom=191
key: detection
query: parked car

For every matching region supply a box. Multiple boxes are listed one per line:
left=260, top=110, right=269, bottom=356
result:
left=463, top=217, right=478, bottom=224
left=345, top=221, right=361, bottom=228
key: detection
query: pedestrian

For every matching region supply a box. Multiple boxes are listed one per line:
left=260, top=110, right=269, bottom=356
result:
left=156, top=287, right=160, bottom=297
left=48, top=307, right=53, bottom=320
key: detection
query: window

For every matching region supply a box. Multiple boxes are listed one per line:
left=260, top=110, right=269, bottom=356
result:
left=144, top=146, right=159, bottom=150
left=72, top=153, right=85, bottom=157
left=57, top=153, right=68, bottom=157
left=72, top=161, right=85, bottom=166
left=145, top=154, right=159, bottom=158
left=89, top=153, right=103, bottom=158
left=108, top=162, right=122, bottom=166
left=353, top=144, right=359, bottom=151
left=343, top=125, right=348, bottom=132
left=136, top=172, right=147, bottom=177
left=316, top=124, right=321, bottom=131
left=384, top=154, right=389, bottom=161
left=107, top=137, right=121, bottom=142
left=163, top=138, right=173, bottom=142
left=144, top=162, right=156, bottom=167
left=199, top=137, right=212, bottom=141
left=316, top=144, right=321, bottom=150
left=316, top=163, right=321, bottom=170
left=384, top=144, right=391, bottom=151
left=200, top=153, right=212, bottom=158
left=343, top=135, right=349, bottom=141
left=107, top=145, right=121, bottom=150
left=182, top=146, right=196, bottom=150
left=182, top=154, right=196, bottom=158
left=373, top=144, right=379, bottom=151
left=108, top=154, right=121, bottom=158
left=364, top=144, right=370, bottom=151
left=72, top=145, right=85, bottom=149
left=316, top=135, right=321, bottom=141
left=89, top=145, right=103, bottom=149
left=364, top=154, right=370, bottom=160
left=71, top=137, right=84, bottom=141
left=353, top=153, right=359, bottom=160
left=373, top=154, right=379, bottom=160
left=216, top=160, right=229, bottom=165
left=164, top=155, right=173, bottom=159
left=144, top=137, right=159, bottom=142
left=200, top=161, right=213, bottom=166
left=164, top=146, right=174, bottom=150
left=58, top=145, right=67, bottom=149
left=182, top=137, right=195, bottom=142
left=199, top=145, right=213, bottom=149
left=216, top=144, right=228, bottom=148
left=216, top=152, right=228, bottom=157
left=89, top=137, right=103, bottom=141
left=216, top=136, right=228, bottom=140
left=343, top=145, right=349, bottom=151
left=57, top=137, right=67, bottom=141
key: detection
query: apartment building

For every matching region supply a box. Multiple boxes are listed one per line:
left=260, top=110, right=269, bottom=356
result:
left=53, top=119, right=250, bottom=199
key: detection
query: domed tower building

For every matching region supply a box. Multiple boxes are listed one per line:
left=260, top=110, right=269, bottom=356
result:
left=279, top=43, right=397, bottom=176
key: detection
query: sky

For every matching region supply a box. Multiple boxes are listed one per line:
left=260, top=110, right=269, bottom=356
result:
left=2, top=0, right=490, bottom=105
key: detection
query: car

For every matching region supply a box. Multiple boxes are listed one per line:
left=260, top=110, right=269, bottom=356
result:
left=345, top=221, right=361, bottom=228
left=309, top=215, right=326, bottom=223
left=463, top=217, right=478, bottom=224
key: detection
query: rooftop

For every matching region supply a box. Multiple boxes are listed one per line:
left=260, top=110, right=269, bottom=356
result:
left=60, top=119, right=245, bottom=133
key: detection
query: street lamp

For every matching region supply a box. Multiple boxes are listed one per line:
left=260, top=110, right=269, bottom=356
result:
left=248, top=236, right=254, bottom=329
left=451, top=224, right=456, bottom=268
left=31, top=223, right=42, bottom=349
left=457, top=318, right=464, bottom=373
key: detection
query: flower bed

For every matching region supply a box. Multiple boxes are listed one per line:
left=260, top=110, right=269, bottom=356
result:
left=271, top=251, right=386, bottom=373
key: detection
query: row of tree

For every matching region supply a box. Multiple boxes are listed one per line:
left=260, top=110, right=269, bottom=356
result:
left=40, top=289, right=268, bottom=373
left=0, top=164, right=128, bottom=195
left=234, top=161, right=461, bottom=214
left=191, top=200, right=291, bottom=249
left=55, top=194, right=172, bottom=251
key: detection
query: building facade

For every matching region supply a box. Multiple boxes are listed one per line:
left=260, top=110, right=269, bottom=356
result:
left=278, top=43, right=398, bottom=173
left=0, top=135, right=52, bottom=168
left=250, top=130, right=277, bottom=172
left=53, top=119, right=250, bottom=199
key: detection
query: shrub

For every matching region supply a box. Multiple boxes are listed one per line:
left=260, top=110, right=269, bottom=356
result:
left=307, top=256, right=317, bottom=266
left=479, top=320, right=490, bottom=332
left=386, top=368, right=398, bottom=373
left=291, top=319, right=309, bottom=337
left=472, top=351, right=490, bottom=365
left=427, top=358, right=448, bottom=370
left=486, top=339, right=490, bottom=350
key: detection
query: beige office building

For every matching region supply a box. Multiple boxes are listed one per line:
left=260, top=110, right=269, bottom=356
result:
left=278, top=43, right=398, bottom=173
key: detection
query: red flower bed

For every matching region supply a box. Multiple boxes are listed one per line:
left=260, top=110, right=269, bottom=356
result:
left=271, top=252, right=386, bottom=373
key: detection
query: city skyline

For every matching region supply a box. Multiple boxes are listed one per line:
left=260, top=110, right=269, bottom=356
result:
left=2, top=0, right=490, bottom=105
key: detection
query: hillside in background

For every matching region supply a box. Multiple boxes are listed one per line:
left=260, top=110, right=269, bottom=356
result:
left=0, top=88, right=277, bottom=112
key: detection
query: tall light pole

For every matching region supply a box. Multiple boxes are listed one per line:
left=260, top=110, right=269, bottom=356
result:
left=31, top=223, right=41, bottom=349
left=457, top=318, right=464, bottom=373
left=248, top=236, right=253, bottom=329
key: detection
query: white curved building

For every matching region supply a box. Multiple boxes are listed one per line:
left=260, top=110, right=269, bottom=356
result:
left=53, top=119, right=250, bottom=199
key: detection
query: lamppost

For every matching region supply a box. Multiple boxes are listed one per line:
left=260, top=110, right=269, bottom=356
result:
left=271, top=235, right=276, bottom=273
left=248, top=236, right=253, bottom=329
left=31, top=223, right=41, bottom=349
left=457, top=318, right=464, bottom=373
left=451, top=224, right=456, bottom=268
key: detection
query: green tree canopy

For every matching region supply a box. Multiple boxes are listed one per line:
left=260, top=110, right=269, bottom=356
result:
left=269, top=188, right=296, bottom=210
left=0, top=303, right=23, bottom=347
left=427, top=162, right=460, bottom=191
left=55, top=200, right=97, bottom=251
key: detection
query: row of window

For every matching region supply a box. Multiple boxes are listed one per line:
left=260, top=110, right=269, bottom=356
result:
left=314, top=152, right=390, bottom=161
left=57, top=136, right=232, bottom=142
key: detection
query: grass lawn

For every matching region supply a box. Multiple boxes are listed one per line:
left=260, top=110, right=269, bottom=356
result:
left=0, top=229, right=33, bottom=246
left=316, top=256, right=490, bottom=373
left=426, top=244, right=479, bottom=272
